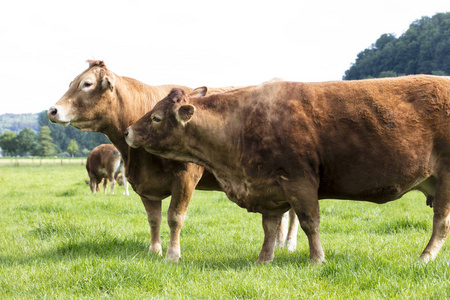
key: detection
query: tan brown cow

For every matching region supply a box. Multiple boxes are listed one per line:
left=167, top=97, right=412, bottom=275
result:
left=125, top=75, right=450, bottom=264
left=47, top=61, right=298, bottom=262
left=86, top=144, right=129, bottom=195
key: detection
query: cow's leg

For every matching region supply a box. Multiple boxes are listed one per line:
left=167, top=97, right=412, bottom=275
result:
left=275, top=209, right=299, bottom=251
left=141, top=198, right=163, bottom=256
left=165, top=171, right=200, bottom=262
left=103, top=179, right=108, bottom=194
left=90, top=179, right=97, bottom=194
left=257, top=213, right=283, bottom=264
left=123, top=174, right=129, bottom=196
left=275, top=211, right=289, bottom=248
left=110, top=178, right=116, bottom=195
left=279, top=177, right=325, bottom=264
left=420, top=173, right=450, bottom=262
left=286, top=208, right=299, bottom=252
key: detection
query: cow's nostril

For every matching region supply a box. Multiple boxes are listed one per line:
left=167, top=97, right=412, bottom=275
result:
left=124, top=129, right=129, bottom=137
left=49, top=107, right=58, bottom=116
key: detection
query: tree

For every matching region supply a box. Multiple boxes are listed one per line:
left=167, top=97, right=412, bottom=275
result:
left=35, top=126, right=57, bottom=157
left=17, top=128, right=36, bottom=156
left=67, top=139, right=79, bottom=157
left=0, top=131, right=18, bottom=156
left=81, top=148, right=91, bottom=157
left=344, top=12, right=450, bottom=80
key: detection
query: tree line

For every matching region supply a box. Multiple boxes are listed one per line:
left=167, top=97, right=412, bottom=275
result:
left=344, top=12, right=450, bottom=80
left=0, top=111, right=110, bottom=157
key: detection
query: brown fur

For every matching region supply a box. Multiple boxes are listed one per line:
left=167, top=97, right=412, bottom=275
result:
left=126, top=75, right=450, bottom=264
left=86, top=144, right=126, bottom=194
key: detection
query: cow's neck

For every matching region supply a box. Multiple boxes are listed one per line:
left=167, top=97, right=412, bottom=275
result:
left=102, top=75, right=181, bottom=158
left=184, top=100, right=240, bottom=174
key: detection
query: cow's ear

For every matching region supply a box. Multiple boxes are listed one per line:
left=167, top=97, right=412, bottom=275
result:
left=176, top=104, right=196, bottom=125
left=102, top=73, right=115, bottom=92
left=190, top=86, right=207, bottom=97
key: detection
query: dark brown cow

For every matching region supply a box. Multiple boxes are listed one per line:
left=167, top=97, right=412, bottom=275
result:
left=47, top=61, right=298, bottom=262
left=86, top=144, right=129, bottom=195
left=125, top=75, right=450, bottom=264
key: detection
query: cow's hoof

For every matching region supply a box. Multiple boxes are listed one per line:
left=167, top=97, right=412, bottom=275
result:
left=419, top=252, right=432, bottom=263
left=149, top=245, right=163, bottom=256
left=165, top=255, right=181, bottom=263
left=165, top=251, right=181, bottom=263
left=255, top=258, right=273, bottom=265
left=310, top=257, right=326, bottom=265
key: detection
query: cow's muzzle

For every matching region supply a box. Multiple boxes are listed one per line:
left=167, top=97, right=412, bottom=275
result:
left=48, top=106, right=70, bottom=126
left=124, top=127, right=138, bottom=148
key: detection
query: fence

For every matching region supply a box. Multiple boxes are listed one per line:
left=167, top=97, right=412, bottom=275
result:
left=0, top=157, right=86, bottom=167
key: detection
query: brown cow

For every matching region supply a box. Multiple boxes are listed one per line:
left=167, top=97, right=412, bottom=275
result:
left=86, top=144, right=129, bottom=195
left=125, top=75, right=450, bottom=264
left=47, top=61, right=298, bottom=262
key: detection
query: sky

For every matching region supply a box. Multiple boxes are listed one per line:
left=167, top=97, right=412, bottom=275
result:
left=0, top=0, right=448, bottom=115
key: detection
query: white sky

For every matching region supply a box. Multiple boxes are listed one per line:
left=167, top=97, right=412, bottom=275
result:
left=0, top=0, right=448, bottom=114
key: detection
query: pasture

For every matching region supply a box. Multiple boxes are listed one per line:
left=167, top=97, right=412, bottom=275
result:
left=1, top=160, right=450, bottom=299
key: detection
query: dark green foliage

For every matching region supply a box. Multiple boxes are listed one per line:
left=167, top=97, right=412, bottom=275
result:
left=344, top=13, right=450, bottom=80
left=17, top=128, right=37, bottom=156
left=34, top=126, right=57, bottom=157
left=0, top=131, right=18, bottom=156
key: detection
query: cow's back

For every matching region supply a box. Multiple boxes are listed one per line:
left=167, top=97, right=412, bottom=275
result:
left=86, top=144, right=121, bottom=178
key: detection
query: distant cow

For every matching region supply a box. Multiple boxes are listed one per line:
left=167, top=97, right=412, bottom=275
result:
left=86, top=144, right=129, bottom=195
left=125, top=75, right=450, bottom=264
left=47, top=61, right=298, bottom=262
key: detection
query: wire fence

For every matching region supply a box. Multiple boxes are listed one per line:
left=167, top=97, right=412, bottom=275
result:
left=0, top=157, right=86, bottom=167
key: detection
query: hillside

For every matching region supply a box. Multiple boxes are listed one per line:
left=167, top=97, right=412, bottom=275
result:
left=0, top=113, right=39, bottom=134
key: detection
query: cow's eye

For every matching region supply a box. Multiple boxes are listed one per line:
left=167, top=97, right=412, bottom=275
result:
left=83, top=82, right=93, bottom=88
left=152, top=116, right=162, bottom=123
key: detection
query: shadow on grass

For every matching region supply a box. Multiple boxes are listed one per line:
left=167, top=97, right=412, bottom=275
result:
left=1, top=236, right=318, bottom=270
left=0, top=238, right=151, bottom=267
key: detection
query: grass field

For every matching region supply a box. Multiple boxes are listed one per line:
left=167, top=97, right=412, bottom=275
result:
left=1, top=160, right=450, bottom=299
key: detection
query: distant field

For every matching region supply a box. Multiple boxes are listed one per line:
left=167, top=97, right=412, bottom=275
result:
left=1, top=163, right=450, bottom=299
left=0, top=157, right=86, bottom=166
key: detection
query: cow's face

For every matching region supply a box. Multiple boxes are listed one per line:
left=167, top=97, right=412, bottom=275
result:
left=125, top=88, right=202, bottom=159
left=48, top=60, right=115, bottom=132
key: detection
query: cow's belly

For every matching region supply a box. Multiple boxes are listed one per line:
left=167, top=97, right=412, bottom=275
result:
left=127, top=171, right=172, bottom=201
left=318, top=163, right=432, bottom=203
left=215, top=175, right=289, bottom=214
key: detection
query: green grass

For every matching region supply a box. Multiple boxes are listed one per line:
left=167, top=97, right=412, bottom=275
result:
left=1, top=162, right=450, bottom=299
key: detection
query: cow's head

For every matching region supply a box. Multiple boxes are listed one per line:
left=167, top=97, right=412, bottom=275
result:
left=124, top=87, right=206, bottom=159
left=48, top=60, right=116, bottom=132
